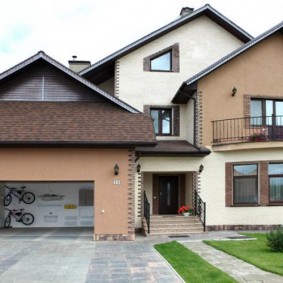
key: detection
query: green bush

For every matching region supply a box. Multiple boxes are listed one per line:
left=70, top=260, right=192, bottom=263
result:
left=266, top=227, right=283, bottom=252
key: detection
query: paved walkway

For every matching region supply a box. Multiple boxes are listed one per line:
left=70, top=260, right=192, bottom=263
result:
left=0, top=228, right=282, bottom=282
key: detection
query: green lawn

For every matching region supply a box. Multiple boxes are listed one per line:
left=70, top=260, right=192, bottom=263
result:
left=205, top=233, right=283, bottom=276
left=154, top=241, right=237, bottom=283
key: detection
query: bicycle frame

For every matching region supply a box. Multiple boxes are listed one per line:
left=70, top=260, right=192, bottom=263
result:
left=6, top=208, right=24, bottom=221
left=5, top=187, right=25, bottom=201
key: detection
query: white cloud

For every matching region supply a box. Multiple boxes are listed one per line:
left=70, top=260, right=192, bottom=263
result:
left=0, top=0, right=282, bottom=73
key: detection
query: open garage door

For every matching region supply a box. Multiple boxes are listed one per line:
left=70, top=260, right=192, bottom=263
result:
left=0, top=181, right=94, bottom=229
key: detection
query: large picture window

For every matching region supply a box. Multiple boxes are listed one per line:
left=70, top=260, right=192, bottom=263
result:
left=233, top=164, right=258, bottom=204
left=269, top=163, right=283, bottom=203
left=150, top=108, right=172, bottom=135
left=250, top=99, right=283, bottom=126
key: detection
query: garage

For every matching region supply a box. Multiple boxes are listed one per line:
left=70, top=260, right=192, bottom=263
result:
left=0, top=182, right=94, bottom=229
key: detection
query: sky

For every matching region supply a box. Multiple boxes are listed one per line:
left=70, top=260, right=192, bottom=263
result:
left=0, top=0, right=282, bottom=73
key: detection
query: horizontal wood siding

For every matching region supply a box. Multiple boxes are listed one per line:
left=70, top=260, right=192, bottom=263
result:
left=0, top=62, right=104, bottom=102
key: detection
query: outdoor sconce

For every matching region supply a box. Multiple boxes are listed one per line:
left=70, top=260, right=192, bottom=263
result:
left=199, top=164, right=204, bottom=173
left=114, top=164, right=119, bottom=175
left=136, top=164, right=141, bottom=173
left=231, top=87, right=237, bottom=96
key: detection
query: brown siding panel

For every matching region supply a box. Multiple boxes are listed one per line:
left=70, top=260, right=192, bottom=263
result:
left=0, top=63, right=104, bottom=102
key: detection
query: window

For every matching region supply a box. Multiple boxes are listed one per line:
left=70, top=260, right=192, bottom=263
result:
left=79, top=189, right=93, bottom=206
left=150, top=108, right=172, bottom=135
left=269, top=163, right=283, bottom=203
left=233, top=164, right=258, bottom=204
left=251, top=99, right=283, bottom=126
left=143, top=43, right=179, bottom=73
left=150, top=51, right=172, bottom=71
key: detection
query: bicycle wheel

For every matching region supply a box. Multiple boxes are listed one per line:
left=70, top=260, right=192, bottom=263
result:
left=4, top=194, right=12, bottom=206
left=21, top=213, right=34, bottom=225
left=4, top=215, right=11, bottom=228
left=22, top=192, right=35, bottom=204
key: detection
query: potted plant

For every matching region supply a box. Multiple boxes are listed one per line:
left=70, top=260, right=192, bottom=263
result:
left=178, top=205, right=194, bottom=216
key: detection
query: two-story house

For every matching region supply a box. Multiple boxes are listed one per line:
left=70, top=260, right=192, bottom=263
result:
left=2, top=4, right=279, bottom=240
left=80, top=4, right=253, bottom=235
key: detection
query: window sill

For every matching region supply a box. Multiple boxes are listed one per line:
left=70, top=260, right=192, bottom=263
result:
left=268, top=203, right=283, bottom=206
left=230, top=204, right=259, bottom=207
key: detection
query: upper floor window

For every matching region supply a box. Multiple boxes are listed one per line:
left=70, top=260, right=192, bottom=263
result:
left=143, top=43, right=179, bottom=73
left=150, top=108, right=172, bottom=135
left=233, top=164, right=258, bottom=205
left=251, top=99, right=283, bottom=126
left=150, top=51, right=172, bottom=71
left=269, top=163, right=283, bottom=203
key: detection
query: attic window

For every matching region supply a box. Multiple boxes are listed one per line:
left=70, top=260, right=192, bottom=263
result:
left=144, top=43, right=179, bottom=73
left=150, top=51, right=172, bottom=71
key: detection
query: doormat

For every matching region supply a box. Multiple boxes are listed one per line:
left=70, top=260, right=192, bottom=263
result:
left=168, top=235, right=190, bottom=238
left=226, top=236, right=253, bottom=239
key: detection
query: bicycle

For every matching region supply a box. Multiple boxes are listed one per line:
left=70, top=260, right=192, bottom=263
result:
left=4, top=185, right=35, bottom=206
left=4, top=208, right=34, bottom=227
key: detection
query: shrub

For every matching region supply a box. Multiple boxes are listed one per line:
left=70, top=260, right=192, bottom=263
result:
left=266, top=227, right=283, bottom=252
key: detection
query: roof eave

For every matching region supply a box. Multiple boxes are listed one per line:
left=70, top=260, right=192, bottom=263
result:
left=80, top=4, right=252, bottom=78
left=0, top=51, right=140, bottom=114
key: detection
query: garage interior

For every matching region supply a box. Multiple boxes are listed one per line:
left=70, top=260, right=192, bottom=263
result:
left=0, top=181, right=94, bottom=229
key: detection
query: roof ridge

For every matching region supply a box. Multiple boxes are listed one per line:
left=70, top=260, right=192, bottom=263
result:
left=80, top=4, right=252, bottom=76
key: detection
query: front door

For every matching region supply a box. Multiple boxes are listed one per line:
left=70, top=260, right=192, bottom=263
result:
left=159, top=176, right=179, bottom=214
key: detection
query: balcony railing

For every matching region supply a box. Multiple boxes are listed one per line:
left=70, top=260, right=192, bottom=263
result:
left=212, top=115, right=283, bottom=144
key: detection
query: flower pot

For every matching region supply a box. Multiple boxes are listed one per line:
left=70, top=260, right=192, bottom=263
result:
left=183, top=212, right=190, bottom=217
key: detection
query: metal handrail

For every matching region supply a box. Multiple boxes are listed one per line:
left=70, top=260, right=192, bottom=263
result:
left=194, top=190, right=206, bottom=232
left=212, top=115, right=283, bottom=143
left=144, top=191, right=150, bottom=234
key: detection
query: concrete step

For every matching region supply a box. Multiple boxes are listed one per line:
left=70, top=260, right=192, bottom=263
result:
left=147, top=215, right=204, bottom=235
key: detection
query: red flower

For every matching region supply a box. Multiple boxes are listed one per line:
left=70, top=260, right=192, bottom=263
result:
left=178, top=205, right=194, bottom=214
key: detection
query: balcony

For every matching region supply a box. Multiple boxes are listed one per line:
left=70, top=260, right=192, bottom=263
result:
left=212, top=115, right=283, bottom=144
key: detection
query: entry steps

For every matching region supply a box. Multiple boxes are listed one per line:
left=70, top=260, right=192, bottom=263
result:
left=144, top=215, right=204, bottom=235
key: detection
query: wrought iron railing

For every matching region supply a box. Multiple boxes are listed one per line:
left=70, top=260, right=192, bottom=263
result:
left=143, top=191, right=150, bottom=234
left=194, top=190, right=206, bottom=232
left=212, top=115, right=283, bottom=143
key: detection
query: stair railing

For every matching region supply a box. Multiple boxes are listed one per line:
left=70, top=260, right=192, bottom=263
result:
left=144, top=191, right=150, bottom=234
left=194, top=190, right=206, bottom=232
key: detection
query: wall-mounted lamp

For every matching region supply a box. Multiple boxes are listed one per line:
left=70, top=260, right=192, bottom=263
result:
left=198, top=164, right=204, bottom=173
left=114, top=164, right=119, bottom=175
left=231, top=87, right=237, bottom=96
left=136, top=164, right=141, bottom=173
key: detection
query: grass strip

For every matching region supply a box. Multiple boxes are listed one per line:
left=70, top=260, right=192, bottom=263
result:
left=205, top=233, right=283, bottom=276
left=154, top=241, right=237, bottom=283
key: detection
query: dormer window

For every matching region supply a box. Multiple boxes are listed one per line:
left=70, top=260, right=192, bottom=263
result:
left=143, top=43, right=179, bottom=73
left=150, top=51, right=172, bottom=71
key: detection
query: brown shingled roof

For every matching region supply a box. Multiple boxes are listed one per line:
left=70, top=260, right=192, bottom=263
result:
left=0, top=101, right=156, bottom=146
left=136, top=140, right=210, bottom=156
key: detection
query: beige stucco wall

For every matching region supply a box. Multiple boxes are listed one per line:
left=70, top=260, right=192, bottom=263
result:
left=98, top=77, right=115, bottom=95
left=199, top=33, right=283, bottom=146
left=200, top=147, right=283, bottom=226
left=116, top=16, right=243, bottom=140
left=0, top=148, right=132, bottom=238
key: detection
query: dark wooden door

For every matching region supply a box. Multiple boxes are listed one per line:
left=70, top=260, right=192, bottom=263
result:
left=159, top=176, right=179, bottom=214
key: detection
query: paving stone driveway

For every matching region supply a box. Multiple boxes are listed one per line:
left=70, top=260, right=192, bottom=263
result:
left=0, top=228, right=182, bottom=283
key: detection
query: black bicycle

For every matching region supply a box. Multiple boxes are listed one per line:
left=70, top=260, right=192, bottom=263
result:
left=4, top=185, right=35, bottom=206
left=4, top=208, right=34, bottom=227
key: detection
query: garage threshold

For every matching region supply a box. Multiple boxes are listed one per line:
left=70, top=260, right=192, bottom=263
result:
left=0, top=227, right=93, bottom=241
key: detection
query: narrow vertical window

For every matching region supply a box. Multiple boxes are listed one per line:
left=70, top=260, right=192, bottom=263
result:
left=233, top=164, right=258, bottom=204
left=150, top=108, right=172, bottom=135
left=269, top=163, right=283, bottom=203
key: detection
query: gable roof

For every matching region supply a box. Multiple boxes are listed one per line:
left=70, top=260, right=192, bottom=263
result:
left=172, top=20, right=283, bottom=103
left=80, top=4, right=252, bottom=82
left=0, top=101, right=156, bottom=146
left=0, top=51, right=139, bottom=113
